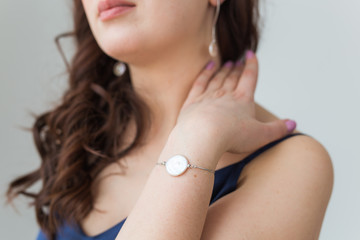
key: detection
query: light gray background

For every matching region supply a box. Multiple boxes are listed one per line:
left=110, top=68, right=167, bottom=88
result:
left=1, top=0, right=359, bottom=239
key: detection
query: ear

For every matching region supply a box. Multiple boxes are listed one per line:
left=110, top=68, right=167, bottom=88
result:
left=208, top=0, right=226, bottom=7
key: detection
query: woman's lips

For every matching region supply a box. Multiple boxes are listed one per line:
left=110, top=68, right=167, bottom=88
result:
left=98, top=0, right=136, bottom=21
left=99, top=6, right=135, bottom=21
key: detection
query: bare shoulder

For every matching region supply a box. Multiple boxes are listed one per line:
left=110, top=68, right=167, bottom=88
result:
left=242, top=135, right=334, bottom=190
left=242, top=133, right=334, bottom=186
left=201, top=134, right=334, bottom=240
left=252, top=103, right=334, bottom=190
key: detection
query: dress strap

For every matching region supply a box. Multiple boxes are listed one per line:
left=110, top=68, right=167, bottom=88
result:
left=210, top=133, right=306, bottom=205
left=240, top=133, right=306, bottom=166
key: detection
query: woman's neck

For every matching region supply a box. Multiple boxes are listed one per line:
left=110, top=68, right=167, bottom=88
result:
left=127, top=45, right=221, bottom=141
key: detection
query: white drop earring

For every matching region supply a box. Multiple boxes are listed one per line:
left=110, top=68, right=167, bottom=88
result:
left=113, top=61, right=127, bottom=77
left=209, top=0, right=221, bottom=57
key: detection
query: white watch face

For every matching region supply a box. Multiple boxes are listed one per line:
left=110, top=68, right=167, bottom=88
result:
left=165, top=155, right=189, bottom=176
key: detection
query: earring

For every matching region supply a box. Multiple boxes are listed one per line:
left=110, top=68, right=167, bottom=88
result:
left=113, top=61, right=127, bottom=77
left=209, top=0, right=221, bottom=57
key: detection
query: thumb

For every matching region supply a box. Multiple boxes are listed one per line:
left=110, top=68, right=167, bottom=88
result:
left=262, top=119, right=297, bottom=143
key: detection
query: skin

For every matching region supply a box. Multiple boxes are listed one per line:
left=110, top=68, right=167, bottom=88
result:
left=80, top=0, right=334, bottom=239
left=82, top=0, right=219, bottom=140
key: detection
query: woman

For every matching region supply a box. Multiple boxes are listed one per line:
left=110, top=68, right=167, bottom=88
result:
left=7, top=0, right=333, bottom=239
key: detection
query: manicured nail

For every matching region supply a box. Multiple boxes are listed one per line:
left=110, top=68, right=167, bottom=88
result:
left=224, top=61, right=233, bottom=68
left=285, top=120, right=297, bottom=133
left=206, top=61, right=215, bottom=70
left=246, top=50, right=255, bottom=60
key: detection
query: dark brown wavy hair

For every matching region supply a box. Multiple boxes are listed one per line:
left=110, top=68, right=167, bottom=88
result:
left=6, top=0, right=261, bottom=239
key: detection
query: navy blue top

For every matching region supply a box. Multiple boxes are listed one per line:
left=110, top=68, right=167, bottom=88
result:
left=36, top=133, right=304, bottom=240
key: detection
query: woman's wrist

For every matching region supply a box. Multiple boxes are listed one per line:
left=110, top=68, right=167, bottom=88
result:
left=160, top=124, right=224, bottom=172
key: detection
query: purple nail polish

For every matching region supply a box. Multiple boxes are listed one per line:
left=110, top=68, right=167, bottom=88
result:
left=285, top=120, right=297, bottom=133
left=224, top=61, right=233, bottom=68
left=206, top=61, right=215, bottom=70
left=246, top=50, right=255, bottom=60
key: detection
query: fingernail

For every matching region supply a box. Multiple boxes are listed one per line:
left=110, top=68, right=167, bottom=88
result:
left=246, top=50, right=255, bottom=60
left=285, top=120, right=297, bottom=133
left=224, top=61, right=233, bottom=68
left=206, top=61, right=215, bottom=70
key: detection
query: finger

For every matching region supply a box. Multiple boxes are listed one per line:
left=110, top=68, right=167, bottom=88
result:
left=261, top=119, right=296, bottom=145
left=222, top=59, right=244, bottom=92
left=186, top=60, right=218, bottom=101
left=234, top=51, right=259, bottom=101
left=206, top=61, right=234, bottom=92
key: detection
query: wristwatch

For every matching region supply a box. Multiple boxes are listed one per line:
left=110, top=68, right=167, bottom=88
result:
left=156, top=154, right=215, bottom=176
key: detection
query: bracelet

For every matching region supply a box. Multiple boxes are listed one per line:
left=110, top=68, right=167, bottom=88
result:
left=156, top=154, right=215, bottom=176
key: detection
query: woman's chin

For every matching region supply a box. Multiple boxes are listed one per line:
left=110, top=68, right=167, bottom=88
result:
left=97, top=35, right=169, bottom=64
left=99, top=41, right=139, bottom=62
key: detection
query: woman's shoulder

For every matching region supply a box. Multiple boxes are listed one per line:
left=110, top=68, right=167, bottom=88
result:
left=205, top=133, right=334, bottom=239
left=241, top=132, right=334, bottom=186
left=261, top=133, right=333, bottom=179
left=201, top=103, right=333, bottom=238
left=238, top=132, right=335, bottom=231
left=252, top=103, right=334, bottom=187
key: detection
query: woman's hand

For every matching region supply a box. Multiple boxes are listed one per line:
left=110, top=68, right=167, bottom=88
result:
left=175, top=51, right=296, bottom=158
